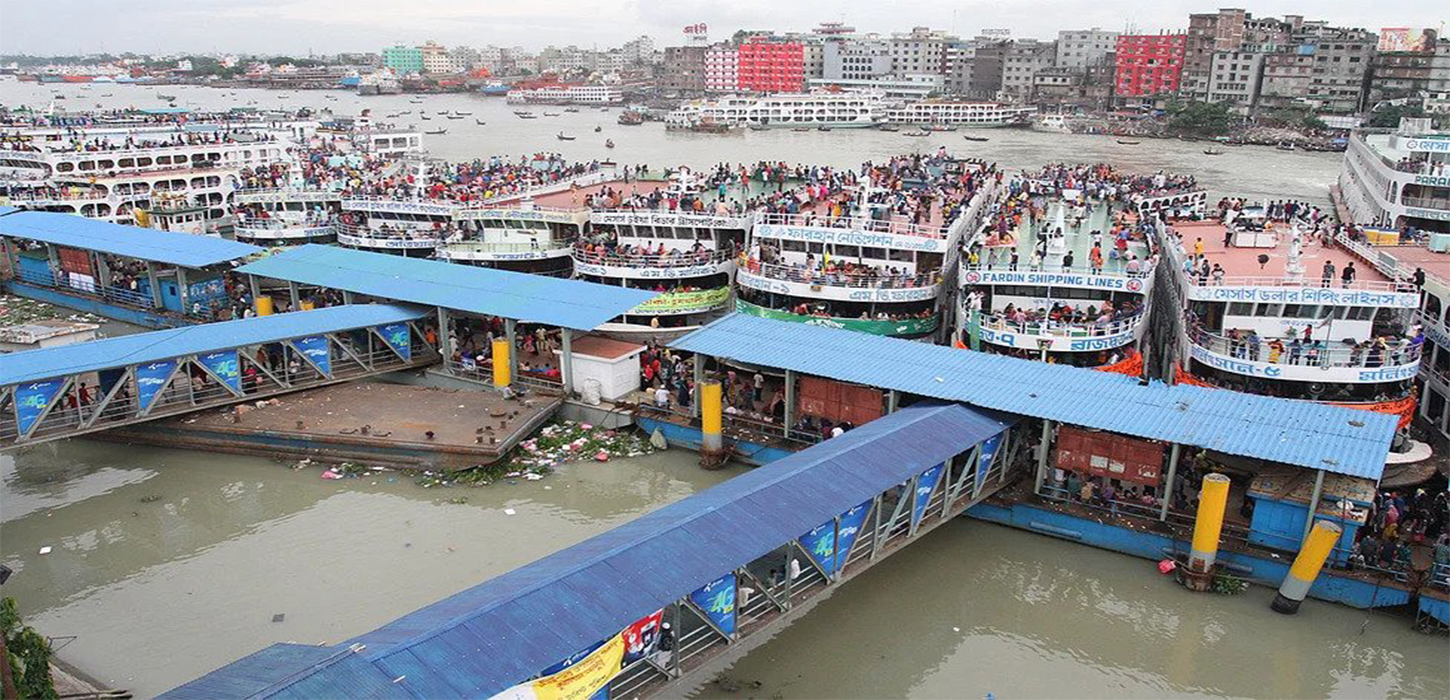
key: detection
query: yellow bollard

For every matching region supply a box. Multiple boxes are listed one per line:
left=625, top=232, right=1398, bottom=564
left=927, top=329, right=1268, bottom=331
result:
left=1271, top=520, right=1342, bottom=614
left=1188, top=473, right=1231, bottom=575
left=700, top=380, right=723, bottom=456
left=254, top=295, right=274, bottom=316
left=492, top=338, right=511, bottom=388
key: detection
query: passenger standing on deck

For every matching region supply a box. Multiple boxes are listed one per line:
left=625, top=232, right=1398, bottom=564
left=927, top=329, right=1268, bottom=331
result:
left=1341, top=261, right=1357, bottom=288
left=1321, top=260, right=1335, bottom=288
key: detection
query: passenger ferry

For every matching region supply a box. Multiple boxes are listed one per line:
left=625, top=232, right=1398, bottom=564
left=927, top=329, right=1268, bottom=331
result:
left=957, top=170, right=1182, bottom=366
left=884, top=101, right=1036, bottom=128
left=735, top=154, right=997, bottom=338
left=231, top=187, right=340, bottom=247
left=666, top=92, right=888, bottom=129
left=573, top=168, right=746, bottom=340
left=439, top=199, right=585, bottom=277
left=505, top=84, right=624, bottom=105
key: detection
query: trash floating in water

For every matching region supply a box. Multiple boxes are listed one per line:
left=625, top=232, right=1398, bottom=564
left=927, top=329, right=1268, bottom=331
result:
left=38, top=546, right=52, bottom=555
left=1158, top=559, right=1177, bottom=574
left=504, top=508, right=516, bottom=516
left=414, top=420, right=657, bottom=489
left=272, top=613, right=286, bottom=623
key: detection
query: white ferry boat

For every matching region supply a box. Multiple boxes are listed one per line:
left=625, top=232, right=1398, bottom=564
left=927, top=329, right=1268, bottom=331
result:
left=666, top=92, right=888, bottom=130
left=957, top=174, right=1170, bottom=366
left=885, top=101, right=1036, bottom=128
left=505, top=84, right=624, bottom=106
left=573, top=168, right=747, bottom=341
left=440, top=200, right=585, bottom=277
left=735, top=155, right=996, bottom=338
left=1032, top=113, right=1074, bottom=133
left=231, top=187, right=340, bottom=247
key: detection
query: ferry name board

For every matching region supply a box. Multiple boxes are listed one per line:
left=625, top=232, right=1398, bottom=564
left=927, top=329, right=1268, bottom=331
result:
left=977, top=326, right=1136, bottom=352
left=1187, top=285, right=1419, bottom=308
left=459, top=208, right=580, bottom=224
left=1404, top=207, right=1450, bottom=222
left=1412, top=174, right=1450, bottom=188
left=574, top=260, right=729, bottom=279
left=342, top=198, right=456, bottom=216
left=336, top=233, right=438, bottom=249
left=736, top=269, right=938, bottom=302
left=1189, top=345, right=1420, bottom=383
left=964, top=270, right=1145, bottom=292
left=755, top=224, right=948, bottom=253
left=592, top=211, right=747, bottom=228
left=1403, top=137, right=1450, bottom=153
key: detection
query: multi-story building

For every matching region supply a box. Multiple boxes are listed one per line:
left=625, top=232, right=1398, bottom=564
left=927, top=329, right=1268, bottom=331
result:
left=1001, top=39, right=1057, bottom=102
left=1114, top=33, right=1187, bottom=98
left=737, top=36, right=805, bottom=93
left=1056, top=28, right=1119, bottom=71
left=1368, top=41, right=1450, bottom=105
left=889, top=27, right=954, bottom=77
left=1206, top=49, right=1264, bottom=110
left=661, top=45, right=707, bottom=94
left=823, top=35, right=892, bottom=81
left=704, top=43, right=739, bottom=92
left=381, top=45, right=424, bottom=75
left=620, top=36, right=656, bottom=65
left=799, top=38, right=826, bottom=80
left=946, top=39, right=1008, bottom=99
left=1181, top=7, right=1250, bottom=100
left=450, top=46, right=481, bottom=72
left=1295, top=26, right=1376, bottom=113
left=420, top=41, right=456, bottom=74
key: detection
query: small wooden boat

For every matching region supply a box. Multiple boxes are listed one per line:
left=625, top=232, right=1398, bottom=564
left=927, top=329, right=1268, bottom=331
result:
left=557, top=132, right=576, bottom=141
left=454, top=111, right=472, bottom=116
left=605, top=139, right=615, bottom=149
left=817, top=126, right=832, bottom=132
left=424, top=128, right=447, bottom=135
left=1116, top=139, right=1140, bottom=145
left=791, top=127, right=811, bottom=132
left=517, top=113, right=537, bottom=120
left=421, top=114, right=431, bottom=120
left=1276, top=142, right=1297, bottom=151
left=904, top=129, right=931, bottom=137
left=544, top=112, right=562, bottom=117
left=962, top=135, right=989, bottom=142
left=877, top=124, right=899, bottom=132
left=1203, top=149, right=1224, bottom=156
left=749, top=123, right=769, bottom=131
left=446, top=114, right=464, bottom=120
left=475, top=119, right=487, bottom=125
left=564, top=108, right=580, bottom=113
left=594, top=125, right=602, bottom=132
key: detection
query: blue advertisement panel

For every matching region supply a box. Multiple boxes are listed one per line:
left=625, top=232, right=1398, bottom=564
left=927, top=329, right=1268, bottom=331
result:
left=974, top=434, right=1004, bottom=494
left=833, top=500, right=874, bottom=571
left=198, top=350, right=242, bottom=393
left=689, top=572, right=737, bottom=637
left=377, top=322, right=411, bottom=361
left=136, top=359, right=178, bottom=411
left=799, top=522, right=836, bottom=574
left=912, top=463, right=946, bottom=525
left=15, top=379, right=65, bottom=434
left=291, top=336, right=331, bottom=377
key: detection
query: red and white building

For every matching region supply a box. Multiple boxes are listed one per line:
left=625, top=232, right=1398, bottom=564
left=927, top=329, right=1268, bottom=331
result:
left=704, top=44, right=739, bottom=92
left=1114, top=33, right=1187, bottom=97
left=737, top=36, right=805, bottom=93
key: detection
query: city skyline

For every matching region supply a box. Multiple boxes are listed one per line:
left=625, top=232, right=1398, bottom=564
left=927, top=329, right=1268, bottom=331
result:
left=1, top=0, right=1444, bottom=56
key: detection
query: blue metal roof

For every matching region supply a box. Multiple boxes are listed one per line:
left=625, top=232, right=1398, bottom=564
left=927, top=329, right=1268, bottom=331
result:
left=671, top=314, right=1396, bottom=480
left=0, top=206, right=18, bottom=217
left=236, top=245, right=657, bottom=331
left=1, top=304, right=426, bottom=386
left=161, top=402, right=1013, bottom=699
left=0, top=211, right=262, bottom=267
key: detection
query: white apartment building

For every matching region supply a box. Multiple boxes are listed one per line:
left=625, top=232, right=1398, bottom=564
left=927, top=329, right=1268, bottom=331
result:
left=1056, top=27, right=1118, bottom=70
left=889, top=27, right=953, bottom=76
left=704, top=44, right=739, bottom=92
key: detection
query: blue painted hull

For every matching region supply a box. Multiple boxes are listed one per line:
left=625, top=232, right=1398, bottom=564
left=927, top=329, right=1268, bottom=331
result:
left=4, top=281, right=184, bottom=329
left=967, top=500, right=1413, bottom=611
left=635, top=416, right=795, bottom=466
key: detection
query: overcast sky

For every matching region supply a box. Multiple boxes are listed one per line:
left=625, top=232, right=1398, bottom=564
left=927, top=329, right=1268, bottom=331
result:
left=0, top=0, right=1443, bottom=56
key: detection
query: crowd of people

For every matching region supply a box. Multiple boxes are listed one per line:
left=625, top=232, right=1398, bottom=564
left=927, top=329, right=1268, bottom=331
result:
left=985, top=298, right=1143, bottom=332
left=1186, top=318, right=1425, bottom=369
left=1348, top=489, right=1449, bottom=574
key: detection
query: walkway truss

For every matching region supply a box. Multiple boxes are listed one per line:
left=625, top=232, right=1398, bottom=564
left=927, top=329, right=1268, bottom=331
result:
left=0, top=321, right=438, bottom=449
left=616, top=424, right=1025, bottom=698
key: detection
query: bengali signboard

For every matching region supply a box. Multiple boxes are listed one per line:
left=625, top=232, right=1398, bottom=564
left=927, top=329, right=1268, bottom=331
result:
left=290, top=336, right=331, bottom=377
left=1188, top=344, right=1420, bottom=384
left=734, top=300, right=937, bottom=336
left=135, top=359, right=178, bottom=411
left=459, top=208, right=581, bottom=224
left=963, top=269, right=1145, bottom=292
left=341, top=198, right=456, bottom=216
left=631, top=287, right=731, bottom=315
left=495, top=634, right=623, bottom=700
left=590, top=211, right=747, bottom=229
left=976, top=325, right=1137, bottom=352
left=574, top=259, right=731, bottom=280
left=336, top=233, right=440, bottom=249
left=1402, top=137, right=1450, bottom=154
left=754, top=223, right=948, bottom=253
left=735, top=269, right=938, bottom=303
left=198, top=350, right=242, bottom=393
left=14, top=379, right=65, bottom=435
left=1186, top=285, right=1419, bottom=308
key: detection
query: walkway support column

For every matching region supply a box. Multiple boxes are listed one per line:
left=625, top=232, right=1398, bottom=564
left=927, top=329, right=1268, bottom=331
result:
left=287, top=280, right=301, bottom=311
left=560, top=328, right=574, bottom=395
left=692, top=354, right=704, bottom=419
left=505, top=319, right=518, bottom=381
left=700, top=379, right=724, bottom=467
left=1302, top=469, right=1326, bottom=544
left=1034, top=419, right=1053, bottom=495
left=783, top=369, right=796, bottom=433
left=492, top=337, right=511, bottom=388
left=146, top=262, right=162, bottom=308
left=176, top=267, right=190, bottom=313
left=436, top=308, right=451, bottom=365
left=1159, top=443, right=1181, bottom=522
left=1272, top=520, right=1341, bottom=615
left=1185, top=473, right=1231, bottom=591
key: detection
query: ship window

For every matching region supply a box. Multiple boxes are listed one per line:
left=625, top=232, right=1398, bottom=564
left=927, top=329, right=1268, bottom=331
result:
left=888, top=249, right=914, bottom=263
left=1226, top=302, right=1254, bottom=316
left=1348, top=306, right=1375, bottom=321
left=834, top=245, right=860, bottom=258
left=56, top=162, right=74, bottom=172
left=118, top=158, right=135, bottom=168
left=137, top=157, right=152, bottom=167
left=782, top=239, right=807, bottom=253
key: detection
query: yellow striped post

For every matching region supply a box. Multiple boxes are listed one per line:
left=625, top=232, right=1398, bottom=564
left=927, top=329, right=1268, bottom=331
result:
left=701, top=380, right=723, bottom=455
left=1188, top=473, right=1231, bottom=574
left=491, top=338, right=511, bottom=388
left=1271, top=520, right=1342, bottom=614
left=254, top=295, right=274, bottom=316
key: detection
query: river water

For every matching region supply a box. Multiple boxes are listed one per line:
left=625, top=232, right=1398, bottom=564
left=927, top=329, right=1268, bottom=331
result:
left=2, top=79, right=1446, bottom=698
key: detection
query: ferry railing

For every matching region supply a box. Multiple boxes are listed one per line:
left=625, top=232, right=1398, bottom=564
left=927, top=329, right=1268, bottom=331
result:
left=976, top=310, right=1145, bottom=340
left=1331, top=229, right=1449, bottom=289
left=444, top=358, right=563, bottom=390
left=457, top=202, right=588, bottom=216
left=1186, top=326, right=1423, bottom=369
left=438, top=239, right=574, bottom=254
left=1185, top=273, right=1413, bottom=294
left=1, top=188, right=112, bottom=203
left=572, top=244, right=736, bottom=269
left=962, top=260, right=1155, bottom=280
left=13, top=266, right=158, bottom=310
left=234, top=214, right=333, bottom=230
left=42, top=138, right=279, bottom=158
left=1431, top=562, right=1450, bottom=590
left=333, top=222, right=442, bottom=244
left=635, top=403, right=822, bottom=450
left=739, top=257, right=940, bottom=290
left=339, top=194, right=461, bottom=210
left=1398, top=195, right=1450, bottom=211
left=753, top=211, right=949, bottom=240
left=233, top=187, right=341, bottom=202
